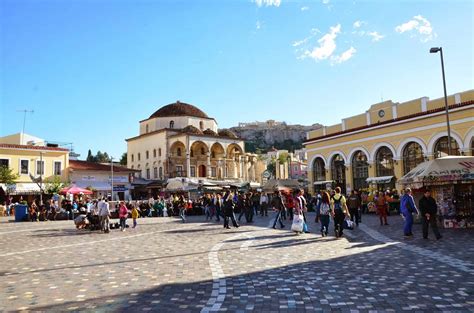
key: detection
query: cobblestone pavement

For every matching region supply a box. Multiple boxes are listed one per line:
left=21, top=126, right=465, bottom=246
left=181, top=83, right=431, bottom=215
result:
left=0, top=212, right=473, bottom=313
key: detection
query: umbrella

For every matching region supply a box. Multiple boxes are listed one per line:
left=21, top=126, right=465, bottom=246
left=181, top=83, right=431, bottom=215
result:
left=60, top=184, right=93, bottom=195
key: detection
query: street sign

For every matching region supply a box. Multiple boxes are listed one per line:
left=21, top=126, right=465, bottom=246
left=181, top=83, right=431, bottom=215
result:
left=262, top=170, right=271, bottom=179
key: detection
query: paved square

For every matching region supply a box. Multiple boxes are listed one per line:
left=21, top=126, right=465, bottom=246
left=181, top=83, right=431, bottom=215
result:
left=0, top=213, right=473, bottom=312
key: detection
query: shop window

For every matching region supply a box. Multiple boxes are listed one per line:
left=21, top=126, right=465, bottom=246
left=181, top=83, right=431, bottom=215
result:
left=20, top=159, right=29, bottom=174
left=312, top=158, right=325, bottom=181
left=402, top=142, right=424, bottom=174
left=190, top=166, right=196, bottom=177
left=352, top=151, right=369, bottom=190
left=434, top=136, right=460, bottom=158
left=176, top=165, right=184, bottom=176
left=375, top=147, right=394, bottom=177
left=53, top=161, right=62, bottom=176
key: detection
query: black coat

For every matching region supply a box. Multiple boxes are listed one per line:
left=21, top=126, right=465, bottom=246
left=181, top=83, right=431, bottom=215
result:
left=419, top=196, right=437, bottom=215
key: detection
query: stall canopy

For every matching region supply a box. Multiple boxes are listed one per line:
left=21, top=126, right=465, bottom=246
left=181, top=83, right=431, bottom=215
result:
left=399, top=156, right=474, bottom=187
left=313, top=180, right=334, bottom=185
left=0, top=183, right=41, bottom=195
left=366, top=176, right=394, bottom=184
left=60, top=184, right=93, bottom=195
left=263, top=179, right=300, bottom=192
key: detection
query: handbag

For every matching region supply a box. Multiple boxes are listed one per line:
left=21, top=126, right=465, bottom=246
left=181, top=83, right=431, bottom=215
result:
left=291, top=214, right=304, bottom=232
left=343, top=219, right=354, bottom=230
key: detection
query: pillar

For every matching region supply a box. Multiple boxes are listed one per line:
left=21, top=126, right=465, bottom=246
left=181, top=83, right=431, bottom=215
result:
left=393, top=158, right=403, bottom=191
left=345, top=163, right=353, bottom=193
left=206, top=152, right=211, bottom=177
left=186, top=150, right=191, bottom=178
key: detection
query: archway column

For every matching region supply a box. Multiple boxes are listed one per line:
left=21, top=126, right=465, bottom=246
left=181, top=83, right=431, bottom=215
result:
left=186, top=150, right=191, bottom=178
left=345, top=163, right=353, bottom=192
left=206, top=152, right=211, bottom=177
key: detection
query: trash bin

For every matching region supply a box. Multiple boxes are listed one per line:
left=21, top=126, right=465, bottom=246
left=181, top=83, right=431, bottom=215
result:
left=14, top=204, right=29, bottom=222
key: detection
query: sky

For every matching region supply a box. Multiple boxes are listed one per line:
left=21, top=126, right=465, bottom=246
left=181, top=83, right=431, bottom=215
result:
left=1, top=0, right=473, bottom=159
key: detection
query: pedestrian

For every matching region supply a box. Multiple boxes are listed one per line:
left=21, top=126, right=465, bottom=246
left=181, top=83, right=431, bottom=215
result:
left=319, top=191, right=332, bottom=237
left=237, top=193, right=247, bottom=222
left=251, top=192, right=260, bottom=217
left=259, top=192, right=268, bottom=216
left=178, top=195, right=186, bottom=223
left=30, top=200, right=38, bottom=222
left=271, top=190, right=286, bottom=229
left=223, top=191, right=239, bottom=229
left=400, top=188, right=418, bottom=238
left=376, top=191, right=389, bottom=226
left=131, top=204, right=139, bottom=228
left=347, top=190, right=361, bottom=227
left=215, top=194, right=222, bottom=222
left=313, top=192, right=322, bottom=223
left=296, top=189, right=309, bottom=233
left=419, top=189, right=442, bottom=240
left=118, top=201, right=129, bottom=231
left=98, top=198, right=111, bottom=233
left=331, top=187, right=350, bottom=238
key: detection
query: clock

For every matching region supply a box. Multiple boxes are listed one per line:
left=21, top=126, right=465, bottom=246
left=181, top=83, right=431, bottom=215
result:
left=378, top=110, right=385, bottom=118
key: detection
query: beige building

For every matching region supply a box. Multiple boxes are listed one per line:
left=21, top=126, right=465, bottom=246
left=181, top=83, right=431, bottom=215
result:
left=0, top=133, right=69, bottom=196
left=126, top=101, right=261, bottom=184
left=304, top=90, right=474, bottom=194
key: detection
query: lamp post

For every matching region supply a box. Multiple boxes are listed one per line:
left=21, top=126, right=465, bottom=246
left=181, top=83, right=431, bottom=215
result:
left=430, top=47, right=452, bottom=155
left=110, top=157, right=114, bottom=201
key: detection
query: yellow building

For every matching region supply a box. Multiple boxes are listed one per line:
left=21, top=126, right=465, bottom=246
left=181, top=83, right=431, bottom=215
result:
left=0, top=133, right=69, bottom=197
left=304, top=90, right=474, bottom=194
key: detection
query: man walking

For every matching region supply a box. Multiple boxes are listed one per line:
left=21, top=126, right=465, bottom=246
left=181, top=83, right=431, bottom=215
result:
left=98, top=198, right=111, bottom=233
left=271, top=190, right=286, bottom=229
left=347, top=190, right=361, bottom=227
left=419, top=189, right=442, bottom=240
left=400, top=188, right=418, bottom=238
left=260, top=193, right=268, bottom=217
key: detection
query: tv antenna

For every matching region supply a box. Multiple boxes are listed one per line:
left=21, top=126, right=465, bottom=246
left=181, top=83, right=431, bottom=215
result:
left=17, top=109, right=34, bottom=144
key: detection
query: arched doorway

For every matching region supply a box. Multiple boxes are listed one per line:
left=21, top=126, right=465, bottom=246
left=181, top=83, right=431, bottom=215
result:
left=375, top=146, right=395, bottom=190
left=312, top=157, right=326, bottom=192
left=434, top=136, right=460, bottom=158
left=198, top=165, right=206, bottom=178
left=402, top=142, right=425, bottom=174
left=352, top=150, right=369, bottom=191
left=331, top=154, right=346, bottom=192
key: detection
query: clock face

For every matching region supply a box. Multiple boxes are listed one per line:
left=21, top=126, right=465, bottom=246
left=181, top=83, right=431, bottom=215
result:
left=378, top=110, right=385, bottom=118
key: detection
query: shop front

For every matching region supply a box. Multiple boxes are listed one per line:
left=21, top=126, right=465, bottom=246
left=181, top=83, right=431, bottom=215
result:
left=399, top=156, right=474, bottom=229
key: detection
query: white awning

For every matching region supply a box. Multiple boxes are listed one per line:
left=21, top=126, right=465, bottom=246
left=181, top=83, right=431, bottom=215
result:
left=75, top=181, right=112, bottom=191
left=0, top=183, right=42, bottom=195
left=313, top=180, right=334, bottom=185
left=366, top=176, right=394, bottom=184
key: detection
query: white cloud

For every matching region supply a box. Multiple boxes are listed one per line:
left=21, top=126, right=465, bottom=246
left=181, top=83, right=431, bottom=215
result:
left=367, top=31, right=384, bottom=42
left=353, top=20, right=364, bottom=29
left=301, top=6, right=309, bottom=11
left=322, top=0, right=330, bottom=4
left=292, top=37, right=309, bottom=47
left=256, top=21, right=262, bottom=30
left=255, top=0, right=281, bottom=7
left=331, top=46, right=356, bottom=64
left=303, top=24, right=341, bottom=61
left=395, top=15, right=436, bottom=42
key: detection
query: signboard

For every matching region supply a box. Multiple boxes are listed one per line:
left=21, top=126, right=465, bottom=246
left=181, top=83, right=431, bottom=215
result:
left=262, top=170, right=271, bottom=179
left=113, top=185, right=128, bottom=192
left=109, top=176, right=129, bottom=183
left=82, top=175, right=96, bottom=181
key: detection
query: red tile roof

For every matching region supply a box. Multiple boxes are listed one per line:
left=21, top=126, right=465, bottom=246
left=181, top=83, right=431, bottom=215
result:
left=304, top=100, right=474, bottom=144
left=69, top=160, right=139, bottom=172
left=0, top=143, right=69, bottom=152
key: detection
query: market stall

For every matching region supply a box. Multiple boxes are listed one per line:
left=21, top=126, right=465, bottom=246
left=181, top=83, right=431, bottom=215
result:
left=399, top=156, right=474, bottom=228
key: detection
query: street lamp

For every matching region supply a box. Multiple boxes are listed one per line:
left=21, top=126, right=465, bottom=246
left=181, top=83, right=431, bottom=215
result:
left=430, top=46, right=452, bottom=155
left=110, top=157, right=114, bottom=201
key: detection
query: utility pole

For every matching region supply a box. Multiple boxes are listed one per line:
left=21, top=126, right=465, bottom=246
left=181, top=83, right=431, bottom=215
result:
left=111, top=157, right=114, bottom=201
left=17, top=109, right=34, bottom=144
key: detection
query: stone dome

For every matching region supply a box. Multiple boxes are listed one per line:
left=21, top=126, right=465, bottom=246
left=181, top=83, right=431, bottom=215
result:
left=182, top=125, right=203, bottom=135
left=203, top=128, right=218, bottom=136
left=218, top=129, right=238, bottom=138
left=149, top=101, right=209, bottom=119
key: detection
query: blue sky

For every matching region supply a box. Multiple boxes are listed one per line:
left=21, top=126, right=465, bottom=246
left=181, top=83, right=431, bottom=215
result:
left=1, top=0, right=473, bottom=159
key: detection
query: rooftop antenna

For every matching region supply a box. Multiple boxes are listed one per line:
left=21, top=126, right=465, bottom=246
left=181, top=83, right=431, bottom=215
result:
left=17, top=109, right=34, bottom=144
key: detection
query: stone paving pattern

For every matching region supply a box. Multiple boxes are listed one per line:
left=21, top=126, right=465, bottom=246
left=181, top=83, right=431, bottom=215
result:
left=0, top=212, right=473, bottom=312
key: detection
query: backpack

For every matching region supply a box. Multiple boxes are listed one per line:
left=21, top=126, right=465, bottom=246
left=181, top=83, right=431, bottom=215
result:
left=332, top=195, right=343, bottom=212
left=320, top=203, right=331, bottom=215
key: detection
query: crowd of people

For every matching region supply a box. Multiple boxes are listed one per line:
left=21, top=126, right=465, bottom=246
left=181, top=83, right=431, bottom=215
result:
left=2, top=185, right=442, bottom=240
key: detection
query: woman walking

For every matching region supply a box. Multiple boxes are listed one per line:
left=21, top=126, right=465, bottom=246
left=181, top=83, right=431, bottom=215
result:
left=319, top=191, right=332, bottom=237
left=223, top=191, right=239, bottom=229
left=118, top=201, right=129, bottom=232
left=376, top=191, right=389, bottom=226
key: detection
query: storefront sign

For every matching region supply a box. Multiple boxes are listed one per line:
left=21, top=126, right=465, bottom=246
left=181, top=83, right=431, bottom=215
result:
left=109, top=176, right=129, bottom=183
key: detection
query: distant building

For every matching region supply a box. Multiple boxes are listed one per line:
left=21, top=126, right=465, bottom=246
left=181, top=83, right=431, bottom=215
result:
left=0, top=133, right=69, bottom=200
left=126, top=101, right=261, bottom=184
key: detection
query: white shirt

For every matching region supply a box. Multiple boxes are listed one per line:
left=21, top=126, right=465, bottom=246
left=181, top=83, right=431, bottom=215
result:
left=98, top=201, right=110, bottom=216
left=260, top=194, right=268, bottom=204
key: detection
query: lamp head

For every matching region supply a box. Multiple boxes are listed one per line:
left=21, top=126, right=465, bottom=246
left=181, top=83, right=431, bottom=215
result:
left=430, top=47, right=440, bottom=53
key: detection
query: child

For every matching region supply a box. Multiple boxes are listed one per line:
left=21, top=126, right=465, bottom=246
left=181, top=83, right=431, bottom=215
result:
left=131, top=205, right=139, bottom=228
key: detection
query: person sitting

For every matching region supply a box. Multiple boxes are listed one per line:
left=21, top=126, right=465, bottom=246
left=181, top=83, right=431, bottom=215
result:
left=74, top=214, right=89, bottom=229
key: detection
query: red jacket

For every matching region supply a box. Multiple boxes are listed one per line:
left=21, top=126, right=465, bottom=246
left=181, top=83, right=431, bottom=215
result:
left=118, top=205, right=128, bottom=218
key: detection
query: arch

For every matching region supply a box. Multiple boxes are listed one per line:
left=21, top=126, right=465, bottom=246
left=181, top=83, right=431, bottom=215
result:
left=401, top=141, right=425, bottom=174
left=427, top=131, right=464, bottom=155
left=210, top=142, right=225, bottom=159
left=347, top=147, right=371, bottom=164
left=330, top=153, right=346, bottom=193
left=308, top=154, right=327, bottom=169
left=463, top=127, right=474, bottom=152
left=370, top=142, right=397, bottom=161
left=312, top=157, right=326, bottom=182
left=375, top=146, right=394, bottom=177
left=226, top=143, right=243, bottom=157
left=327, top=150, right=347, bottom=165
left=396, top=137, right=428, bottom=157
left=351, top=150, right=369, bottom=190
left=190, top=141, right=209, bottom=157
left=170, top=141, right=186, bottom=157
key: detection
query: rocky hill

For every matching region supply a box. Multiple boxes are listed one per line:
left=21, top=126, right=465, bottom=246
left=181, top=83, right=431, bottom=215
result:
left=229, top=120, right=322, bottom=153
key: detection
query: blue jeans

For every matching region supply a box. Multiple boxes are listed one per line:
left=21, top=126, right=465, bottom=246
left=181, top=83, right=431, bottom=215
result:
left=179, top=208, right=186, bottom=223
left=403, top=212, right=413, bottom=235
left=120, top=217, right=127, bottom=230
left=272, top=211, right=284, bottom=228
left=320, top=215, right=330, bottom=234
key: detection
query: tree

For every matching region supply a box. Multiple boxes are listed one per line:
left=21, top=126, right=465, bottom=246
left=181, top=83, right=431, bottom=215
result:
left=44, top=175, right=69, bottom=195
left=86, top=149, right=94, bottom=162
left=119, top=152, right=127, bottom=165
left=266, top=158, right=276, bottom=177
left=0, top=166, right=19, bottom=184
left=278, top=152, right=289, bottom=165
